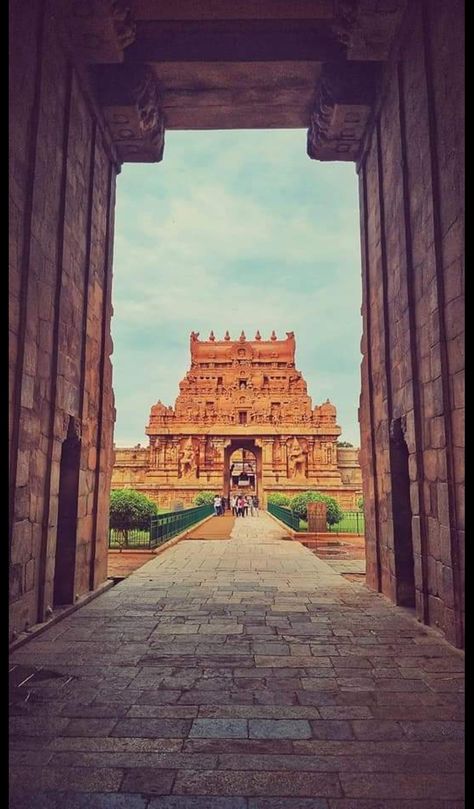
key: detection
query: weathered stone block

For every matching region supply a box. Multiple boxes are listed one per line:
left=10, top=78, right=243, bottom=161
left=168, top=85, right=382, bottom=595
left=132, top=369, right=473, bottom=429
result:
left=10, top=564, right=24, bottom=602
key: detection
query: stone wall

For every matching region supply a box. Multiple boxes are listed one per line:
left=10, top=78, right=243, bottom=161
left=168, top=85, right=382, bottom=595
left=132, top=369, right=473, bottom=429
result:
left=9, top=1, right=117, bottom=639
left=358, top=0, right=464, bottom=646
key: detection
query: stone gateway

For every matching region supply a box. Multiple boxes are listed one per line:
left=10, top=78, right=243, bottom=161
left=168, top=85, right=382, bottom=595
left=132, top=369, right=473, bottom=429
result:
left=9, top=0, right=463, bottom=647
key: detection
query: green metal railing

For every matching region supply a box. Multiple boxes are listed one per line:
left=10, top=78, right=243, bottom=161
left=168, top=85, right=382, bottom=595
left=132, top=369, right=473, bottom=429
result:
left=266, top=505, right=365, bottom=535
left=109, top=528, right=151, bottom=549
left=150, top=504, right=213, bottom=547
left=109, top=504, right=214, bottom=550
left=328, top=511, right=365, bottom=535
left=267, top=502, right=300, bottom=531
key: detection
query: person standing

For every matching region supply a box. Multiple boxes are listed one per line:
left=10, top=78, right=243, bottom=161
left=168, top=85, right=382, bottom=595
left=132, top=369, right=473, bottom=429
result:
left=213, top=494, right=221, bottom=516
left=220, top=494, right=226, bottom=513
left=253, top=495, right=259, bottom=516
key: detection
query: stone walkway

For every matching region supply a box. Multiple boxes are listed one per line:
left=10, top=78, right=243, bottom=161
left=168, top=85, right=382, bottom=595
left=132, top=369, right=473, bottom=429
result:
left=10, top=514, right=464, bottom=808
left=186, top=513, right=235, bottom=539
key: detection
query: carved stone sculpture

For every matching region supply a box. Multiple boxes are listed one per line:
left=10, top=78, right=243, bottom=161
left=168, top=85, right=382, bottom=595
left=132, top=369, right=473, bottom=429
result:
left=179, top=438, right=197, bottom=478
left=287, top=437, right=307, bottom=479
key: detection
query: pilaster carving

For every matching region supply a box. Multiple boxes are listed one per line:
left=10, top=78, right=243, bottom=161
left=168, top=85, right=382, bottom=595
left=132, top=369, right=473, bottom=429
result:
left=307, top=62, right=376, bottom=162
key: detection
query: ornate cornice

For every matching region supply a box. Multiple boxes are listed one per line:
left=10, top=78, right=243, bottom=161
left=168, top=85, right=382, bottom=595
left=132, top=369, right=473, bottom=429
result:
left=307, top=62, right=376, bottom=162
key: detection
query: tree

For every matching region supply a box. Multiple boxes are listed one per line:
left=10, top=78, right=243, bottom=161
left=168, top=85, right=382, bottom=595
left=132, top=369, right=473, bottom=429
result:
left=290, top=491, right=343, bottom=526
left=193, top=491, right=215, bottom=506
left=337, top=441, right=354, bottom=447
left=109, top=489, right=158, bottom=544
left=267, top=492, right=291, bottom=507
left=357, top=496, right=364, bottom=511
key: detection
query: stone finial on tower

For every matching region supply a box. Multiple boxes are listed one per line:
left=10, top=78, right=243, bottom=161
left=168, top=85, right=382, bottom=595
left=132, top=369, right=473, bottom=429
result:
left=255, top=330, right=262, bottom=341
left=239, top=330, right=246, bottom=342
left=270, top=330, right=277, bottom=341
left=209, top=330, right=215, bottom=341
left=224, top=330, right=230, bottom=340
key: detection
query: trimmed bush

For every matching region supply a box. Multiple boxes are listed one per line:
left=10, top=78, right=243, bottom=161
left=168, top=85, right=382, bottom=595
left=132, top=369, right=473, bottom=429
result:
left=109, top=489, right=158, bottom=533
left=289, top=491, right=343, bottom=526
left=193, top=491, right=216, bottom=506
left=267, top=492, right=291, bottom=507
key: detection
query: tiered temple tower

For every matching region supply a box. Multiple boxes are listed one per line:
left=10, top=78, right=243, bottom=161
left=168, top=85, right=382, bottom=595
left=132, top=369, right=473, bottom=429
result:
left=111, top=331, right=362, bottom=509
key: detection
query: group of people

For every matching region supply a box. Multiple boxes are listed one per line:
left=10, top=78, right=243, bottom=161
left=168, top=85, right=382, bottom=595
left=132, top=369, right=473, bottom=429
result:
left=213, top=493, right=259, bottom=517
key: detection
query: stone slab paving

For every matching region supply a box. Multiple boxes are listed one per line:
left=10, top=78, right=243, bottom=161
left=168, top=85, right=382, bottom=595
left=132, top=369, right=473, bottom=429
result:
left=186, top=513, right=235, bottom=539
left=108, top=552, right=157, bottom=579
left=9, top=514, right=464, bottom=808
left=323, top=561, right=366, bottom=575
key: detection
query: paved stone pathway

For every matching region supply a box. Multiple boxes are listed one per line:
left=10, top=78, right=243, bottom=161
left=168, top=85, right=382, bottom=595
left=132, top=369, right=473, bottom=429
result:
left=186, top=513, right=235, bottom=539
left=10, top=514, right=464, bottom=808
left=108, top=551, right=157, bottom=579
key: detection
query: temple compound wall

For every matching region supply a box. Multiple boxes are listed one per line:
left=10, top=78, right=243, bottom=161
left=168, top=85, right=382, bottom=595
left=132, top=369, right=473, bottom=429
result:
left=355, top=0, right=464, bottom=646
left=111, top=331, right=363, bottom=510
left=9, top=1, right=117, bottom=639
left=10, top=1, right=463, bottom=647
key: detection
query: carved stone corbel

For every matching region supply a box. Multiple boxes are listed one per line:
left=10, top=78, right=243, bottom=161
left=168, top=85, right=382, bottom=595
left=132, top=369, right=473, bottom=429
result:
left=65, top=0, right=136, bottom=63
left=307, top=62, right=376, bottom=162
left=94, top=65, right=165, bottom=162
left=333, top=0, right=407, bottom=61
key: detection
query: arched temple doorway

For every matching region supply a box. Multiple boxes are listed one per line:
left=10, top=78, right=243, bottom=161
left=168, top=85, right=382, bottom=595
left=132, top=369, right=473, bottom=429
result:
left=224, top=441, right=262, bottom=503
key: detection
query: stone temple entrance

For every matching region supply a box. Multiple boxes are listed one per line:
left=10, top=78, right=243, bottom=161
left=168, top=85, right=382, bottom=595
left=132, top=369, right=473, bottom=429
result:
left=225, top=442, right=262, bottom=501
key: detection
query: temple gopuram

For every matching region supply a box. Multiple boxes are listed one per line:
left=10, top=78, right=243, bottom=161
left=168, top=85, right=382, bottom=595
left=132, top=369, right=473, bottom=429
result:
left=111, top=331, right=362, bottom=509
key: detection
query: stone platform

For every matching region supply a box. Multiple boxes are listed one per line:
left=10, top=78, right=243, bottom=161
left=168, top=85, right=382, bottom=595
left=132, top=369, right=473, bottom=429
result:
left=9, top=514, right=464, bottom=808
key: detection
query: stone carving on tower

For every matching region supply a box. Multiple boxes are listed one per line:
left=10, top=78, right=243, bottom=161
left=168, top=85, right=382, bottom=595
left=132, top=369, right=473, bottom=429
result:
left=287, top=437, right=308, bottom=479
left=111, top=331, right=362, bottom=510
left=178, top=437, right=198, bottom=479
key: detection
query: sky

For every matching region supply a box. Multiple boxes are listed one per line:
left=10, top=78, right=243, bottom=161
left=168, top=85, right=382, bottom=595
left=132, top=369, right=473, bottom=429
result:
left=111, top=129, right=362, bottom=447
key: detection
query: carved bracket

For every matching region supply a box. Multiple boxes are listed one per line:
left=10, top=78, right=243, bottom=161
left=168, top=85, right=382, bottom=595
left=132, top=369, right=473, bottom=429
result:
left=333, top=0, right=407, bottom=61
left=65, top=0, right=136, bottom=63
left=94, top=65, right=165, bottom=163
left=307, top=62, right=376, bottom=162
